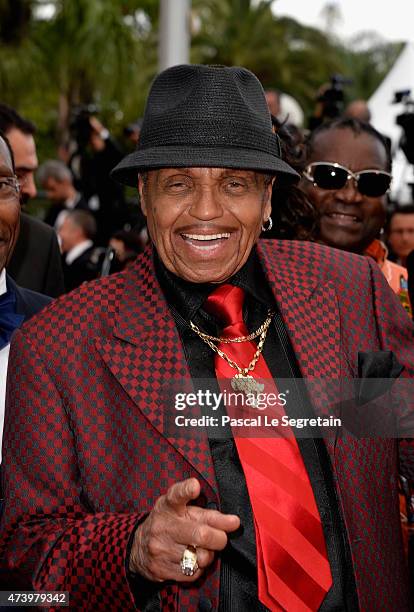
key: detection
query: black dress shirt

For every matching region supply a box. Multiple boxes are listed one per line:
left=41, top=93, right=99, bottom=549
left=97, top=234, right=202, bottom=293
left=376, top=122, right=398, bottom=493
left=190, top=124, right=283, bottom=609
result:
left=141, top=249, right=359, bottom=611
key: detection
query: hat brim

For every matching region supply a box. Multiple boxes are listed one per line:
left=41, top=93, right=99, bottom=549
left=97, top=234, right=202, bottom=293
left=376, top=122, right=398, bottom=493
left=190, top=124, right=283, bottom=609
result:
left=110, top=146, right=299, bottom=187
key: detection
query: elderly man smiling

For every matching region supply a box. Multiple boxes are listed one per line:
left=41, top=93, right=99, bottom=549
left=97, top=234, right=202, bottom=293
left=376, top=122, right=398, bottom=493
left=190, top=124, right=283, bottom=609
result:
left=1, top=66, right=414, bottom=612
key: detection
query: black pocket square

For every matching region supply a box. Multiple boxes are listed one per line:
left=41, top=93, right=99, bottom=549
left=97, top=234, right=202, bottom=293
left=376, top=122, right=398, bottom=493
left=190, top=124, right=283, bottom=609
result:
left=356, top=351, right=403, bottom=405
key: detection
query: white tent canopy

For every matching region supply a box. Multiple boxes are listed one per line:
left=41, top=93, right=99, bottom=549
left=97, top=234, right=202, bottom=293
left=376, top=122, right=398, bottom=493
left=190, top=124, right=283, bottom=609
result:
left=279, top=93, right=304, bottom=127
left=368, top=42, right=414, bottom=203
left=369, top=42, right=414, bottom=146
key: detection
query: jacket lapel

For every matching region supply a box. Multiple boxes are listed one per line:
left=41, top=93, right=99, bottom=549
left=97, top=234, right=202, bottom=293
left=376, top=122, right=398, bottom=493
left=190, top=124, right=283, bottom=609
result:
left=257, top=241, right=342, bottom=423
left=95, top=247, right=217, bottom=493
left=257, top=240, right=341, bottom=378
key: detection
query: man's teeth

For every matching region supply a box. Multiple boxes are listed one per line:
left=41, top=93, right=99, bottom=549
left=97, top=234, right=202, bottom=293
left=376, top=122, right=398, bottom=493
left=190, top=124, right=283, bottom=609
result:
left=182, top=233, right=230, bottom=241
left=329, top=213, right=359, bottom=221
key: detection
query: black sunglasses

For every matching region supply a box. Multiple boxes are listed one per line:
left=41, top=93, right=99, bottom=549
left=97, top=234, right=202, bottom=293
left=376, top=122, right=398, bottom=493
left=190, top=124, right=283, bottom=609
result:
left=303, top=162, right=392, bottom=197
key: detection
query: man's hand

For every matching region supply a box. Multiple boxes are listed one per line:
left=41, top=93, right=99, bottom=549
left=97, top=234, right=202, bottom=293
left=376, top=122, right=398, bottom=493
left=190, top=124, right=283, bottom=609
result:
left=89, top=116, right=108, bottom=151
left=129, top=478, right=240, bottom=582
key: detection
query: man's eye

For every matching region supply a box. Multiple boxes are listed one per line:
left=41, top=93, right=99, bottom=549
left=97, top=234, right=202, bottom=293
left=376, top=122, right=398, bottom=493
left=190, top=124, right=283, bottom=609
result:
left=226, top=180, right=247, bottom=190
left=165, top=180, right=191, bottom=191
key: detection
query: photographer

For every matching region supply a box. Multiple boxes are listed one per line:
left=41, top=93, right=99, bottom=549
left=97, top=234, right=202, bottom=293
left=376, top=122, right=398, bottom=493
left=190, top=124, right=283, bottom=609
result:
left=68, top=110, right=129, bottom=246
left=308, top=75, right=352, bottom=131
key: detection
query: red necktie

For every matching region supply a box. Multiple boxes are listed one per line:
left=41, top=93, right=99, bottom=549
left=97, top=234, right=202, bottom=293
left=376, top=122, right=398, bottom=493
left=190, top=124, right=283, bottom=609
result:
left=205, top=284, right=332, bottom=612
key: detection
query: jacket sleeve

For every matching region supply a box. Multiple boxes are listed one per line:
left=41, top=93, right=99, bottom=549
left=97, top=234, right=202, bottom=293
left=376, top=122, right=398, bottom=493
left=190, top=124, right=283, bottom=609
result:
left=0, top=329, right=142, bottom=610
left=366, top=258, right=414, bottom=482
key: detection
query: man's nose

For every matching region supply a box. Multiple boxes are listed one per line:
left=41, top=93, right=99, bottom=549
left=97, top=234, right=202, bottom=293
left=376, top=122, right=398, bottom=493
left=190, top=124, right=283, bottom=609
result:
left=188, top=186, right=223, bottom=220
left=336, top=177, right=362, bottom=203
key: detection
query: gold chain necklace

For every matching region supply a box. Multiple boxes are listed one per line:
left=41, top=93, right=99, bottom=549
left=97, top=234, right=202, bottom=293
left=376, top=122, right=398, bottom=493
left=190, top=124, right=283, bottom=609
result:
left=189, top=312, right=274, bottom=398
left=189, top=310, right=274, bottom=344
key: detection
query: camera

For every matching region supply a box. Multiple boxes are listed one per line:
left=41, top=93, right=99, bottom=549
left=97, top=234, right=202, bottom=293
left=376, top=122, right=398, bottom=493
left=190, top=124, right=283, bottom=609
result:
left=309, top=74, right=353, bottom=130
left=316, top=74, right=353, bottom=119
left=70, top=104, right=100, bottom=151
left=393, top=89, right=412, bottom=104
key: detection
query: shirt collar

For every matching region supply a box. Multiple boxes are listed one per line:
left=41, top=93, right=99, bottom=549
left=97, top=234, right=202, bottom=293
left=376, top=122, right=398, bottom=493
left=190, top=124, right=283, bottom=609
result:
left=0, top=269, right=6, bottom=297
left=154, top=246, right=274, bottom=322
left=364, top=238, right=388, bottom=268
left=65, top=192, right=81, bottom=210
left=65, top=240, right=93, bottom=265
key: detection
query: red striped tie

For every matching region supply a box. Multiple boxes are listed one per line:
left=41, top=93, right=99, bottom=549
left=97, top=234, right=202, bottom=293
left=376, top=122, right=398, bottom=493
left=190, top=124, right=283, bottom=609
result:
left=205, top=284, right=332, bottom=611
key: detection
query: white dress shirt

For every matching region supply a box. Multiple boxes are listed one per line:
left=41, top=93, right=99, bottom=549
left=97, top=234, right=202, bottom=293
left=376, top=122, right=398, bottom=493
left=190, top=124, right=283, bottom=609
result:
left=0, top=268, right=9, bottom=462
left=65, top=240, right=94, bottom=265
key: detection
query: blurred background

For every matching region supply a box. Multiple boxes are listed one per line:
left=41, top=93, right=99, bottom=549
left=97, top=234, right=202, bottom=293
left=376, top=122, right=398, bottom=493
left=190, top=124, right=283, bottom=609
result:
left=2, top=0, right=414, bottom=212
left=0, top=0, right=406, bottom=157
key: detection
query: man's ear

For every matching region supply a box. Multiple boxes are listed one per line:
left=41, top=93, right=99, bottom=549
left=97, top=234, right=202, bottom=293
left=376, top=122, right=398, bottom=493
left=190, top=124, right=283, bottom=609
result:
left=263, top=176, right=275, bottom=220
left=138, top=175, right=147, bottom=216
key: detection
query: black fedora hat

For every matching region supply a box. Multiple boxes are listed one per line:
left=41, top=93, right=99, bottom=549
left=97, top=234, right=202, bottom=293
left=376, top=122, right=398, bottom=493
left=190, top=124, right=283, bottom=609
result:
left=111, top=64, right=299, bottom=186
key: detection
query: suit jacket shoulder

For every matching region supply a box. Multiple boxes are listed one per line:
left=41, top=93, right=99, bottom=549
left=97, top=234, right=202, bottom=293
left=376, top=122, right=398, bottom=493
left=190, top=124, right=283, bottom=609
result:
left=20, top=267, right=127, bottom=344
left=258, top=237, right=412, bottom=333
left=260, top=238, right=370, bottom=283
left=7, top=213, right=65, bottom=297
left=257, top=239, right=414, bottom=378
left=6, top=274, right=51, bottom=322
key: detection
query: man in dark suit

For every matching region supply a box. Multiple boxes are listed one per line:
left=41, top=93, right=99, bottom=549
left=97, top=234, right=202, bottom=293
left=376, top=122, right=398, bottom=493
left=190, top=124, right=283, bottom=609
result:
left=37, top=159, right=90, bottom=228
left=1, top=66, right=413, bottom=611
left=0, top=104, right=65, bottom=297
left=58, top=209, right=104, bottom=292
left=0, top=131, right=50, bottom=466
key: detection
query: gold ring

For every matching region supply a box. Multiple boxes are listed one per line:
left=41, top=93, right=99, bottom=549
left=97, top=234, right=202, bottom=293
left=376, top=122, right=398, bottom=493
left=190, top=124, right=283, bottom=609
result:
left=180, top=545, right=198, bottom=576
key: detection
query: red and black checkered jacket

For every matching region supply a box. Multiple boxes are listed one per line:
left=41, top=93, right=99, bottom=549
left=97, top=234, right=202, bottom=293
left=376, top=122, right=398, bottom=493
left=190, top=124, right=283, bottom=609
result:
left=1, top=240, right=413, bottom=611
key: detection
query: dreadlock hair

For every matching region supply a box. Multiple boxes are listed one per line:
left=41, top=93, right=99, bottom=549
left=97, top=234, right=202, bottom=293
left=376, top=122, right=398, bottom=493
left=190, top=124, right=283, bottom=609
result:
left=267, top=118, right=317, bottom=240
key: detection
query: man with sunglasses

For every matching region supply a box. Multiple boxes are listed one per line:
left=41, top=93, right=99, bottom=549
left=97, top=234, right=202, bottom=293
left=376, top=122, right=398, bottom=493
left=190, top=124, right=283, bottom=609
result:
left=301, top=117, right=411, bottom=316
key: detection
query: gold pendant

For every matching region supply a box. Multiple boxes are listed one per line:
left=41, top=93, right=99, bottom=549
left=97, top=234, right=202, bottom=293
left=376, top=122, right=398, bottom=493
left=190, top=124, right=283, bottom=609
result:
left=231, top=374, right=264, bottom=402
